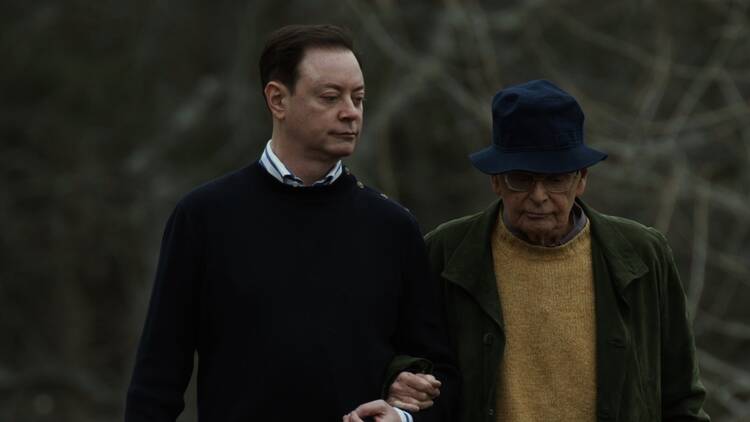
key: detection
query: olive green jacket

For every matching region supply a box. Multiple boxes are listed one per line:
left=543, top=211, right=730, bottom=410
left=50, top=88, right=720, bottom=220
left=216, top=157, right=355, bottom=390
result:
left=423, top=199, right=709, bottom=422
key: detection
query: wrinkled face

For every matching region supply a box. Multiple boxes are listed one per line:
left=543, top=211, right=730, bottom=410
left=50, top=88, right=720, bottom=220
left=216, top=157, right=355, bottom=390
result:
left=491, top=169, right=588, bottom=246
left=269, top=47, right=364, bottom=162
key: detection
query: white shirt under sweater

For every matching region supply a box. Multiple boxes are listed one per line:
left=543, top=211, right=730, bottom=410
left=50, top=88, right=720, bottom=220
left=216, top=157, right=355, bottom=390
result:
left=258, top=140, right=343, bottom=187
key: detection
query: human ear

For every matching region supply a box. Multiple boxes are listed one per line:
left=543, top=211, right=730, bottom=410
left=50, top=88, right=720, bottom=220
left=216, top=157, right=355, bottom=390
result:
left=264, top=81, right=289, bottom=120
left=490, top=175, right=504, bottom=196
left=576, top=168, right=588, bottom=196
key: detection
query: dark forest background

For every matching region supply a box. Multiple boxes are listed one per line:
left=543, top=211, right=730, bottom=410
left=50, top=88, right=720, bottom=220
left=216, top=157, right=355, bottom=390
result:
left=2, top=0, right=749, bottom=420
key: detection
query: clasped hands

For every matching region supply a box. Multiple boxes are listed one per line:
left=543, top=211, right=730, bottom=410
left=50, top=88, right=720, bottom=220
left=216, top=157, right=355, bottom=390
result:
left=342, top=371, right=441, bottom=421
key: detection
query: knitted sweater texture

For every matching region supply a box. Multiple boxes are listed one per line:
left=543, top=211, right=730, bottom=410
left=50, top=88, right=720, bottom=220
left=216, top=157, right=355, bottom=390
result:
left=126, top=162, right=456, bottom=421
left=492, top=217, right=596, bottom=422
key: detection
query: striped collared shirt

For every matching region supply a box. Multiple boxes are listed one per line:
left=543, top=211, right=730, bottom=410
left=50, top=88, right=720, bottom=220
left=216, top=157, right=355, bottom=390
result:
left=258, top=140, right=343, bottom=187
left=394, top=408, right=412, bottom=422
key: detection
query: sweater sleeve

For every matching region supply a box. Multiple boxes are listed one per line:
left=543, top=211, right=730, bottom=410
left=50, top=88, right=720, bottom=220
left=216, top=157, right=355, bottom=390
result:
left=393, top=218, right=461, bottom=422
left=125, top=202, right=203, bottom=421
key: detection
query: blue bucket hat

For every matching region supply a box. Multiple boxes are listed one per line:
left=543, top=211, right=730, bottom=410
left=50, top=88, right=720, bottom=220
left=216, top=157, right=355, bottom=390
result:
left=469, top=79, right=607, bottom=174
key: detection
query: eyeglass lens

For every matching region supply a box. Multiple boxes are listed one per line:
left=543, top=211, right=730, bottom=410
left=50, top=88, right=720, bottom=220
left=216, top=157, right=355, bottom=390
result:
left=505, top=172, right=578, bottom=192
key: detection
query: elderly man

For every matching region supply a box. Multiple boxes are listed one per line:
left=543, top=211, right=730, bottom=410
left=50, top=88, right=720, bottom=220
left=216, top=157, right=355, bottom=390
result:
left=125, top=24, right=458, bottom=422
left=387, top=80, right=709, bottom=421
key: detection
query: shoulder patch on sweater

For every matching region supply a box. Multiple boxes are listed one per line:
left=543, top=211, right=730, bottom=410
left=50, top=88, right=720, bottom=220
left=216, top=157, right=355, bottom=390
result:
left=359, top=183, right=412, bottom=214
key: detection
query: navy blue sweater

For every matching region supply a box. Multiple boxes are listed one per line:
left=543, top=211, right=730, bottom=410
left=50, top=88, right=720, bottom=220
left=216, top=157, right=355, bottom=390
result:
left=126, top=162, right=458, bottom=421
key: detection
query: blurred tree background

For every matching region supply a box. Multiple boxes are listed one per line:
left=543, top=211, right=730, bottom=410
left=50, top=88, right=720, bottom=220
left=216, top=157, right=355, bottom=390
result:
left=2, top=0, right=749, bottom=420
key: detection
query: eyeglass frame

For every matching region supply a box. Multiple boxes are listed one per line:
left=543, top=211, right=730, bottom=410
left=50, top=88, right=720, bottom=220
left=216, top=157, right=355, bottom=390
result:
left=503, top=170, right=581, bottom=193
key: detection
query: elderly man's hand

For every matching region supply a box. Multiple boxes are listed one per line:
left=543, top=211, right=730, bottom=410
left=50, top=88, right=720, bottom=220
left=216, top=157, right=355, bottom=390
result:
left=386, top=371, right=441, bottom=413
left=343, top=399, right=401, bottom=422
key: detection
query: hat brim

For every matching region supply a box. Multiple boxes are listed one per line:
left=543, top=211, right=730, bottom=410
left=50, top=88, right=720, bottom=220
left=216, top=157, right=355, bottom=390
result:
left=469, top=144, right=607, bottom=174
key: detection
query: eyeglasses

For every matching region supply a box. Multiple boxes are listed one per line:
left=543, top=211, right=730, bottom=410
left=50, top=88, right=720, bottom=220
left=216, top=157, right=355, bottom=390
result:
left=503, top=171, right=580, bottom=193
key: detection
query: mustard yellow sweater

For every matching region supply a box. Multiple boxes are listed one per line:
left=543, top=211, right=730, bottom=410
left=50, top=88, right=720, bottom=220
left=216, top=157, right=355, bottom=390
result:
left=492, top=217, right=596, bottom=422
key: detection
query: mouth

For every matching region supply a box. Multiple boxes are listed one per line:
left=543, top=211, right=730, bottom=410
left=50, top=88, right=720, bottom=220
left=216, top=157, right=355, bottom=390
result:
left=331, top=131, right=358, bottom=140
left=524, top=212, right=549, bottom=219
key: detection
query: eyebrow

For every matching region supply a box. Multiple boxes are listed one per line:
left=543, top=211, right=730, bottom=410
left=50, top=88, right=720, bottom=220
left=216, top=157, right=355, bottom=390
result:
left=317, top=83, right=365, bottom=92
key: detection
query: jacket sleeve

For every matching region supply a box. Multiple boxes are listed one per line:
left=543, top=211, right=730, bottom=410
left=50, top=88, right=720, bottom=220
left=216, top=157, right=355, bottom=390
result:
left=391, top=218, right=461, bottom=422
left=657, top=234, right=710, bottom=421
left=125, top=202, right=202, bottom=421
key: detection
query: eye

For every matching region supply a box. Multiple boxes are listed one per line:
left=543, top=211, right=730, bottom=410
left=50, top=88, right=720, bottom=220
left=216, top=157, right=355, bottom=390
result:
left=352, top=96, right=365, bottom=106
left=321, top=94, right=339, bottom=103
left=509, top=173, right=533, bottom=183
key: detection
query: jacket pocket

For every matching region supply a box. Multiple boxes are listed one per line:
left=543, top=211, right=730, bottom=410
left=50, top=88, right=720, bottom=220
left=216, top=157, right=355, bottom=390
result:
left=631, top=349, right=658, bottom=421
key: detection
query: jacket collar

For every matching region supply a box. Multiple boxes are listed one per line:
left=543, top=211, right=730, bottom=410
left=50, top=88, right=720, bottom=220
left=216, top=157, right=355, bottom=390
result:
left=580, top=199, right=648, bottom=295
left=441, top=200, right=505, bottom=329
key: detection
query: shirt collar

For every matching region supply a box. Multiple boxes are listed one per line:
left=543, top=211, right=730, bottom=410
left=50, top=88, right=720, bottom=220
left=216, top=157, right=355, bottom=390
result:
left=259, top=139, right=343, bottom=187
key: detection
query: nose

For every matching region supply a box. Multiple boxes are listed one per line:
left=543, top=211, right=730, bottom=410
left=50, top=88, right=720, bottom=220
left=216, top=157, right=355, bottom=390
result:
left=528, top=180, right=549, bottom=203
left=338, top=98, right=362, bottom=122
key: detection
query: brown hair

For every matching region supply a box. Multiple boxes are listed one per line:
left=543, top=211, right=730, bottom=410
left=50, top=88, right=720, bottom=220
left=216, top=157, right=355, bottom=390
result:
left=259, top=24, right=359, bottom=95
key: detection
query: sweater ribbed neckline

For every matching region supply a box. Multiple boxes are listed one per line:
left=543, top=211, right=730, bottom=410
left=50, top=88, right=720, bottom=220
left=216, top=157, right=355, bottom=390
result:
left=494, top=214, right=591, bottom=261
left=247, top=160, right=358, bottom=202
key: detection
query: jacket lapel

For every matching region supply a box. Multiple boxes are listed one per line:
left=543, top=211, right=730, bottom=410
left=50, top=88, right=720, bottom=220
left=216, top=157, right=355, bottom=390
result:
left=583, top=200, right=649, bottom=418
left=441, top=200, right=505, bottom=330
